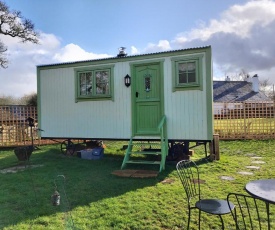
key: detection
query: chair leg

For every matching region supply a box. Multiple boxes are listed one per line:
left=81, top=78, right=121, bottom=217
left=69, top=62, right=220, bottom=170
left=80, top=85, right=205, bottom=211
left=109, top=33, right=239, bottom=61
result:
left=219, top=215, right=225, bottom=230
left=198, top=209, right=201, bottom=230
left=266, top=202, right=270, bottom=230
left=187, top=208, right=191, bottom=230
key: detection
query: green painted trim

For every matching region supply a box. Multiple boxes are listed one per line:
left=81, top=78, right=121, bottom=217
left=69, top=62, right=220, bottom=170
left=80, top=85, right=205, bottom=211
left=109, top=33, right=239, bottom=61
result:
left=131, top=65, right=136, bottom=136
left=36, top=67, right=42, bottom=138
left=160, top=61, right=165, bottom=131
left=130, top=60, right=165, bottom=136
left=129, top=58, right=165, bottom=66
left=74, top=64, right=115, bottom=102
left=171, top=54, right=204, bottom=92
left=205, top=47, right=214, bottom=139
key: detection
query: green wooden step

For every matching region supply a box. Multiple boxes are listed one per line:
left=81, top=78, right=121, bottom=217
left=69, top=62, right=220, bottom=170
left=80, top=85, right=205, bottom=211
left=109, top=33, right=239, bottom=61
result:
left=121, top=130, right=167, bottom=172
left=129, top=151, right=161, bottom=155
left=126, top=160, right=161, bottom=165
left=130, top=144, right=161, bottom=148
left=130, top=141, right=160, bottom=144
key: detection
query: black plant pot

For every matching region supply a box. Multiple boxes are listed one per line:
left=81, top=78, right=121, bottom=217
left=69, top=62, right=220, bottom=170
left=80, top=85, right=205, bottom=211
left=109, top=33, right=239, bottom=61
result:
left=14, top=146, right=34, bottom=161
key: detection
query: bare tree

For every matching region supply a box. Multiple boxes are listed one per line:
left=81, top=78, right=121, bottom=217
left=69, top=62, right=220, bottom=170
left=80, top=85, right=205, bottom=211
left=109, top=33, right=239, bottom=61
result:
left=0, top=1, right=39, bottom=68
left=259, top=78, right=275, bottom=99
left=18, top=93, right=37, bottom=106
left=0, top=93, right=37, bottom=105
left=238, top=69, right=250, bottom=81
left=260, top=78, right=270, bottom=91
left=0, top=95, right=17, bottom=105
left=0, top=40, right=7, bottom=67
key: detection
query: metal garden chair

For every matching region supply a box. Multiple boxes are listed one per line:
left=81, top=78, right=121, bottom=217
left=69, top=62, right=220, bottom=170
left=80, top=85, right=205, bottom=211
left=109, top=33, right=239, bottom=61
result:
left=227, top=192, right=272, bottom=230
left=176, top=160, right=234, bottom=229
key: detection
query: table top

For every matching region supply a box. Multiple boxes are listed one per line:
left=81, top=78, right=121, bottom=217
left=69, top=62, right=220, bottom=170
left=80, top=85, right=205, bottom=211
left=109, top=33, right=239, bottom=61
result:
left=245, top=179, right=275, bottom=204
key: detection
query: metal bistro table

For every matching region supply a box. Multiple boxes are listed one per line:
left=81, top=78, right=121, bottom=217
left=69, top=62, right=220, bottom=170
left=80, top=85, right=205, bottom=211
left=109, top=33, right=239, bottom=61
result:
left=245, top=179, right=275, bottom=229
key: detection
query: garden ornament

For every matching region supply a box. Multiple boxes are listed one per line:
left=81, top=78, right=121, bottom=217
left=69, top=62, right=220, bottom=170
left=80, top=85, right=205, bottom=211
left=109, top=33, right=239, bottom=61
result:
left=51, top=175, right=65, bottom=206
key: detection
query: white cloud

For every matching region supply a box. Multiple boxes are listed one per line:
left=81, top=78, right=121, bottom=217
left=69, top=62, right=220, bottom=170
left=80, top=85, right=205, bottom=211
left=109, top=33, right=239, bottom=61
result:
left=174, top=0, right=275, bottom=43
left=38, top=33, right=61, bottom=51
left=172, top=0, right=275, bottom=84
left=0, top=34, right=111, bottom=98
left=0, top=32, right=62, bottom=97
left=130, top=46, right=139, bottom=55
left=144, top=40, right=171, bottom=53
left=130, top=40, right=171, bottom=55
left=53, top=43, right=110, bottom=62
left=141, top=1, right=275, bottom=84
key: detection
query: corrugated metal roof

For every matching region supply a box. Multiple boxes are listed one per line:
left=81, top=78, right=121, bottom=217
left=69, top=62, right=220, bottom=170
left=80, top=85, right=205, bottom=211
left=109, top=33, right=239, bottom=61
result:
left=213, top=81, right=271, bottom=102
left=37, top=46, right=211, bottom=67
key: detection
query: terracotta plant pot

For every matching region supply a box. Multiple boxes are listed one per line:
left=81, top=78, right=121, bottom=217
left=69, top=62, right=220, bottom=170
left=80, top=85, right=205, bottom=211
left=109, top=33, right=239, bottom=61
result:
left=14, top=146, right=34, bottom=161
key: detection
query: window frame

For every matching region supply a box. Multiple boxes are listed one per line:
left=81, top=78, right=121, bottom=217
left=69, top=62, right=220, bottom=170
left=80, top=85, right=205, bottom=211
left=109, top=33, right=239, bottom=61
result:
left=74, top=65, right=114, bottom=102
left=171, top=54, right=203, bottom=91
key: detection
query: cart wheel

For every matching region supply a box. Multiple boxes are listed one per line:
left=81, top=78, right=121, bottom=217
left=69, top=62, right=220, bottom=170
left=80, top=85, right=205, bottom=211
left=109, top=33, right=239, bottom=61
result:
left=61, top=140, right=75, bottom=155
left=66, top=144, right=75, bottom=156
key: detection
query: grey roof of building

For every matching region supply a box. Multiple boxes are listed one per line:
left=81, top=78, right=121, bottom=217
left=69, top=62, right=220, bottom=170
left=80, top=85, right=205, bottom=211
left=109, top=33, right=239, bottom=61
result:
left=213, top=81, right=271, bottom=102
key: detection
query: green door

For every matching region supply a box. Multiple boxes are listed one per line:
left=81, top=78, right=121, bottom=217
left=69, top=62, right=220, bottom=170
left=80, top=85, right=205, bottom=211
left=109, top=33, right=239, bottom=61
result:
left=132, top=62, right=163, bottom=135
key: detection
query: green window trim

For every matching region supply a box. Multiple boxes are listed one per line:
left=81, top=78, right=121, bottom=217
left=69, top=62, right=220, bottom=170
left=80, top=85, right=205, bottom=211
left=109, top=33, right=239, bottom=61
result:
left=171, top=54, right=203, bottom=91
left=74, top=65, right=114, bottom=102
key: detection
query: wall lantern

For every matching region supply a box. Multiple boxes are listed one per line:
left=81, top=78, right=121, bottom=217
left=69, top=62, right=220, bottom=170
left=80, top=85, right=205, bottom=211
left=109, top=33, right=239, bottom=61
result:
left=124, top=74, right=131, bottom=87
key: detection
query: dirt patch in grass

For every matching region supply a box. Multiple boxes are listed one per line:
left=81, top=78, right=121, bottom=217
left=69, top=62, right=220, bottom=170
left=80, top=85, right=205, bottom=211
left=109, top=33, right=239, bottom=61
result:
left=112, top=169, right=158, bottom=178
left=0, top=164, right=43, bottom=174
left=161, top=178, right=175, bottom=184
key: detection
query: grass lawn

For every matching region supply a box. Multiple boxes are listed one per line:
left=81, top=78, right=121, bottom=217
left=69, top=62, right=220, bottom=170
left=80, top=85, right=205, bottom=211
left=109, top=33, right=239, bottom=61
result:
left=0, top=140, right=275, bottom=229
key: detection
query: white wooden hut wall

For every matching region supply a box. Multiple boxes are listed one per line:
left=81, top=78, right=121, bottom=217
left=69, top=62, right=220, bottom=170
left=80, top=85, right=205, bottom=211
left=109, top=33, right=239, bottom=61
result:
left=39, top=63, right=132, bottom=139
left=163, top=53, right=209, bottom=140
left=39, top=50, right=211, bottom=140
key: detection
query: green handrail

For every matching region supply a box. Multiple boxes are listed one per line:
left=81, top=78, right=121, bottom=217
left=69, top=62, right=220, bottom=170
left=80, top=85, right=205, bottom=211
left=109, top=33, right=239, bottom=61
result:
left=122, top=116, right=167, bottom=172
left=157, top=115, right=167, bottom=171
left=121, top=136, right=133, bottom=169
left=158, top=115, right=166, bottom=131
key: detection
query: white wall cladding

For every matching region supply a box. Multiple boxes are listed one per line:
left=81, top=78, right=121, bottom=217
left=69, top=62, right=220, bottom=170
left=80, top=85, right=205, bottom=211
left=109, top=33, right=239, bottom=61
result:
left=39, top=62, right=132, bottom=139
left=165, top=89, right=208, bottom=140
left=38, top=48, right=212, bottom=141
left=163, top=55, right=209, bottom=140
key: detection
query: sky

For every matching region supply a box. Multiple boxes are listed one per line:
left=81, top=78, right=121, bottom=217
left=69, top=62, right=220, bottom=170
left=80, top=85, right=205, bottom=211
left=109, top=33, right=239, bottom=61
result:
left=1, top=0, right=275, bottom=97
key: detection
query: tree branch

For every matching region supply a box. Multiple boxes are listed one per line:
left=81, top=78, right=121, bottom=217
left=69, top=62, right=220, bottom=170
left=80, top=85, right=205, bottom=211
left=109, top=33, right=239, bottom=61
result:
left=0, top=1, right=39, bottom=68
left=0, top=40, right=8, bottom=68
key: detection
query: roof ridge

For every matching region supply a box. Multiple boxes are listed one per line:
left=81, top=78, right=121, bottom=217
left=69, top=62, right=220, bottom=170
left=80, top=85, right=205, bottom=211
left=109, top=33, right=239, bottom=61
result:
left=37, top=46, right=211, bottom=67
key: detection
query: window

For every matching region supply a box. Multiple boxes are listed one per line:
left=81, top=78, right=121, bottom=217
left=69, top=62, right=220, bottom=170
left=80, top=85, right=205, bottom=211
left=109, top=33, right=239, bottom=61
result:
left=178, top=62, right=196, bottom=84
left=172, top=54, right=203, bottom=91
left=144, top=74, right=151, bottom=92
left=75, top=65, right=114, bottom=101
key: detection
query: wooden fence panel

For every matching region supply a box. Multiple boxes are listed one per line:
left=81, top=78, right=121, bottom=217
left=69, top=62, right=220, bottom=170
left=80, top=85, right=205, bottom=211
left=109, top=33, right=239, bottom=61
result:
left=0, top=106, right=53, bottom=147
left=214, top=102, right=275, bottom=140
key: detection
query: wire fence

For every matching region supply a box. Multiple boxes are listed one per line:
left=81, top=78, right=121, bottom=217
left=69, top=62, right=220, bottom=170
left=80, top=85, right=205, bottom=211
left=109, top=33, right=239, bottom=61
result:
left=1, top=102, right=275, bottom=147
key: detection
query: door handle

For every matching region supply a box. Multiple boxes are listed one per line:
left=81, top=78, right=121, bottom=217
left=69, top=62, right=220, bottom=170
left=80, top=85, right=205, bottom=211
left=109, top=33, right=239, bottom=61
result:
left=136, top=92, right=139, bottom=98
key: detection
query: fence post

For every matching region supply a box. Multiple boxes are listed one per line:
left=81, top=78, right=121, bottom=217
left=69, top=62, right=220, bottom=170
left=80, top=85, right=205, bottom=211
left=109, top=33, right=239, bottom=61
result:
left=243, top=102, right=247, bottom=139
left=209, top=134, right=220, bottom=160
